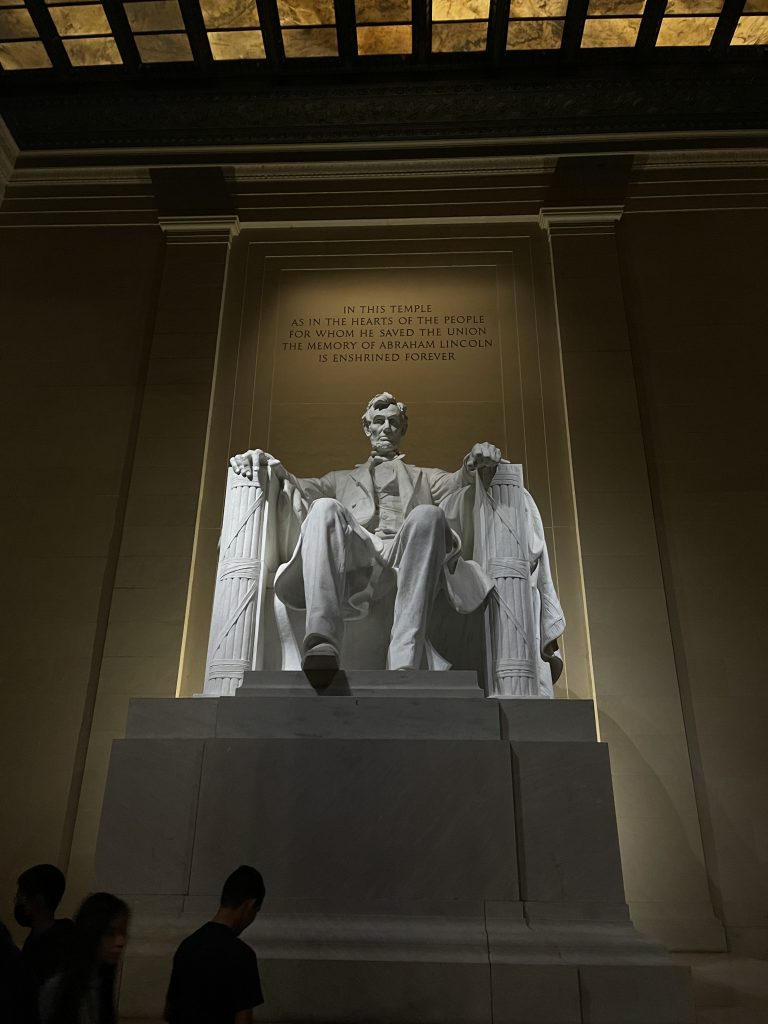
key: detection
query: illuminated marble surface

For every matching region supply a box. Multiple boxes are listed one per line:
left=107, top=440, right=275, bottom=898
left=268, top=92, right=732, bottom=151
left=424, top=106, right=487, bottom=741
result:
left=135, top=31, right=193, bottom=60
left=208, top=27, right=265, bottom=56
left=49, top=4, right=111, bottom=34
left=432, top=20, right=487, bottom=50
left=63, top=36, right=121, bottom=63
left=432, top=0, right=489, bottom=20
left=277, top=0, right=335, bottom=26
left=200, top=0, right=259, bottom=28
left=581, top=16, right=641, bottom=45
left=125, top=1, right=186, bottom=33
left=0, top=7, right=37, bottom=36
left=356, top=0, right=410, bottom=22
left=0, top=39, right=51, bottom=67
left=732, top=13, right=768, bottom=41
left=509, top=0, right=567, bottom=17
left=507, top=17, right=563, bottom=48
left=744, top=0, right=768, bottom=10
left=656, top=15, right=717, bottom=44
left=282, top=25, right=338, bottom=54
left=357, top=23, right=411, bottom=52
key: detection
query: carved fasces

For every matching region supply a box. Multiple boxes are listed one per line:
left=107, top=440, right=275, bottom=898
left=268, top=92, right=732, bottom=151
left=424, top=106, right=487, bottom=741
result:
left=474, top=463, right=540, bottom=698
left=203, top=464, right=278, bottom=696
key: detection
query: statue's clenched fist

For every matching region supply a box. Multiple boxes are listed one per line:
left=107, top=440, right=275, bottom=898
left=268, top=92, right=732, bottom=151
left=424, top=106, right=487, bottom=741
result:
left=466, top=442, right=503, bottom=472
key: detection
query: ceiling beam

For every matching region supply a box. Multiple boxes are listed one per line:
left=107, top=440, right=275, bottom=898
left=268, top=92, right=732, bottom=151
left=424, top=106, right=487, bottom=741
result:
left=414, top=0, right=430, bottom=60
left=489, top=0, right=512, bottom=64
left=636, top=0, right=667, bottom=52
left=334, top=0, right=358, bottom=63
left=711, top=0, right=746, bottom=51
left=255, top=0, right=285, bottom=70
left=177, top=0, right=214, bottom=69
left=560, top=0, right=588, bottom=60
left=101, top=0, right=142, bottom=72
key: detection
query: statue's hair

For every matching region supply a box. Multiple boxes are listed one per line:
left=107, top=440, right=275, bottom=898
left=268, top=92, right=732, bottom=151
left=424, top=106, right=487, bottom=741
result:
left=362, top=392, right=408, bottom=436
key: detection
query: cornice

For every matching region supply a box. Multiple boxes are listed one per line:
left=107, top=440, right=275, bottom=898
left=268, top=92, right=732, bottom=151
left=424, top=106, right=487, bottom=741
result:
left=159, top=214, right=241, bottom=244
left=538, top=204, right=624, bottom=236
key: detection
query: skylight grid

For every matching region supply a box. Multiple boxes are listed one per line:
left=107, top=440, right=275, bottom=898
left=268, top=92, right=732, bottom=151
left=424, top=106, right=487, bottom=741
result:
left=355, top=0, right=411, bottom=55
left=431, top=0, right=489, bottom=53
left=0, top=3, right=51, bottom=68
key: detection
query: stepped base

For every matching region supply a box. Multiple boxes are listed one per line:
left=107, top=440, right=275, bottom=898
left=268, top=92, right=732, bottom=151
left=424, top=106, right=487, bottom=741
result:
left=96, top=673, right=694, bottom=1023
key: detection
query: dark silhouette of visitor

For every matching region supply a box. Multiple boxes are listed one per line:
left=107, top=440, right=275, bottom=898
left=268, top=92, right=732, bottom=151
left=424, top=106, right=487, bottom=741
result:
left=14, top=865, right=74, bottom=989
left=0, top=920, right=38, bottom=1024
left=165, top=865, right=265, bottom=1024
left=38, top=892, right=129, bottom=1024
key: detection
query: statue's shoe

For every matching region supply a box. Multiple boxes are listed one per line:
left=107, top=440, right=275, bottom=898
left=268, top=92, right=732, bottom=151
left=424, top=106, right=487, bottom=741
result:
left=301, top=642, right=340, bottom=672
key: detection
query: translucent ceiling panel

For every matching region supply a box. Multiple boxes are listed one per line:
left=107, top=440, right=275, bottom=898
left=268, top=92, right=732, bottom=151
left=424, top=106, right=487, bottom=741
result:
left=582, top=0, right=645, bottom=46
left=208, top=27, right=265, bottom=55
left=656, top=15, right=718, bottom=43
left=48, top=4, right=111, bottom=34
left=134, top=30, right=193, bottom=59
left=432, top=20, right=487, bottom=49
left=509, top=0, right=567, bottom=14
left=507, top=17, right=563, bottom=48
left=63, top=34, right=121, bottom=61
left=666, top=0, right=723, bottom=10
left=732, top=13, right=768, bottom=41
left=277, top=0, right=335, bottom=26
left=282, top=25, right=338, bottom=54
left=278, top=0, right=337, bottom=56
left=357, top=23, right=411, bottom=52
left=0, top=6, right=36, bottom=35
left=355, top=0, right=411, bottom=54
left=356, top=0, right=410, bottom=19
left=124, top=0, right=186, bottom=31
left=200, top=0, right=260, bottom=29
left=432, top=0, right=489, bottom=52
left=0, top=38, right=52, bottom=66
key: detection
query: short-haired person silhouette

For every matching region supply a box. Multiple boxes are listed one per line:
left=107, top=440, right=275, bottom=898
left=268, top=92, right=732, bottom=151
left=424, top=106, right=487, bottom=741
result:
left=165, top=866, right=265, bottom=1024
left=38, top=892, right=129, bottom=1024
left=14, top=865, right=74, bottom=989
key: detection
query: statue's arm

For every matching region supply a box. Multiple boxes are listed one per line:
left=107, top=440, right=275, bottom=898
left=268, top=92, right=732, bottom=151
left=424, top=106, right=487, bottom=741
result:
left=230, top=450, right=336, bottom=503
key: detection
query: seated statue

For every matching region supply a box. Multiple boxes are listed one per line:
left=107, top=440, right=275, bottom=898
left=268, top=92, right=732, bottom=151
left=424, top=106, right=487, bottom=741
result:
left=226, top=391, right=564, bottom=689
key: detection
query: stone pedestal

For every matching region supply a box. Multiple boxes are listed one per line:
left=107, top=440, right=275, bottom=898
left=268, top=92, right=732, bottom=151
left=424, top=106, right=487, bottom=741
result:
left=94, top=673, right=693, bottom=1023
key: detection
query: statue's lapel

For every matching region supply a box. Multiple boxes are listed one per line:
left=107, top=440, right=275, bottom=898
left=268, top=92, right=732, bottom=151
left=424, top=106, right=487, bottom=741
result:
left=351, top=462, right=375, bottom=499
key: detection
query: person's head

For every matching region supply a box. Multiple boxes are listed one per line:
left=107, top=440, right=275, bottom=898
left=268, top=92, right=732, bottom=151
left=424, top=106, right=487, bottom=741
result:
left=362, top=392, right=408, bottom=456
left=72, top=892, right=130, bottom=968
left=14, top=864, right=66, bottom=928
left=219, top=866, right=265, bottom=935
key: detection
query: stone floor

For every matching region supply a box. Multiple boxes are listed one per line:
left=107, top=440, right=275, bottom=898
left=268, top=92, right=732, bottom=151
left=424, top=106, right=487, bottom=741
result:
left=674, top=955, right=768, bottom=1024
left=121, top=954, right=768, bottom=1023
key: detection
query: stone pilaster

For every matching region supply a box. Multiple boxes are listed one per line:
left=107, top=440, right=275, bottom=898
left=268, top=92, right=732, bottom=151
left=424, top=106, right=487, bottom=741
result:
left=540, top=203, right=724, bottom=951
left=66, top=212, right=240, bottom=899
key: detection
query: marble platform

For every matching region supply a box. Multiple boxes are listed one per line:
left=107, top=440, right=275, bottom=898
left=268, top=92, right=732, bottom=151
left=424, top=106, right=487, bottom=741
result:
left=95, top=673, right=694, bottom=1023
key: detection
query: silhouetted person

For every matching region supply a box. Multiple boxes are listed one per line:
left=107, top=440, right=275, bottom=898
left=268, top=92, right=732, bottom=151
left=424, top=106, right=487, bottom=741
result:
left=0, top=921, right=38, bottom=1024
left=165, top=865, right=265, bottom=1024
left=38, top=892, right=129, bottom=1024
left=14, top=865, right=74, bottom=989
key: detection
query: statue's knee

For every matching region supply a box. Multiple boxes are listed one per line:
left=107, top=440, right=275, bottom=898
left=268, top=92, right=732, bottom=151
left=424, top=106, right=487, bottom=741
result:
left=307, top=497, right=345, bottom=523
left=405, top=504, right=446, bottom=533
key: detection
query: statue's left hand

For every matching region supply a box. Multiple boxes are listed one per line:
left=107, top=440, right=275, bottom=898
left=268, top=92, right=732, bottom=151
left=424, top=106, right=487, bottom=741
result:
left=466, top=442, right=502, bottom=471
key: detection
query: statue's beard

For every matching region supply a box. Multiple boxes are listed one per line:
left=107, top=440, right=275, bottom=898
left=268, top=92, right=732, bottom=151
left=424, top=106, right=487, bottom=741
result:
left=371, top=437, right=400, bottom=456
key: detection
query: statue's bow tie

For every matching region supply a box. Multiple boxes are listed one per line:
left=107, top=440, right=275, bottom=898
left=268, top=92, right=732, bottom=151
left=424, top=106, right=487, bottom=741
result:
left=370, top=453, right=403, bottom=466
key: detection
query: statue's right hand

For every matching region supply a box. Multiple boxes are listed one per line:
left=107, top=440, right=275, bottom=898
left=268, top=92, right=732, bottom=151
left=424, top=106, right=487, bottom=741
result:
left=230, top=449, right=274, bottom=480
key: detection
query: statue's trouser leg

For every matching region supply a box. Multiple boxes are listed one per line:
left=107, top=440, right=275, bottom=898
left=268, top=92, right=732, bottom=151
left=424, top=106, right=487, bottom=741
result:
left=301, top=497, right=366, bottom=655
left=387, top=505, right=450, bottom=670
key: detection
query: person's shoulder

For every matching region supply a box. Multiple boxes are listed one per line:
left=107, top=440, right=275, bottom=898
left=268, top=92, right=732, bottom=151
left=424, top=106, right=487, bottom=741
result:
left=234, top=935, right=259, bottom=964
left=51, top=918, right=74, bottom=935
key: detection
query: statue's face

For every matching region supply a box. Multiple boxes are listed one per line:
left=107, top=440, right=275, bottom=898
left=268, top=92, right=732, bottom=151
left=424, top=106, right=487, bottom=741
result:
left=365, top=403, right=405, bottom=455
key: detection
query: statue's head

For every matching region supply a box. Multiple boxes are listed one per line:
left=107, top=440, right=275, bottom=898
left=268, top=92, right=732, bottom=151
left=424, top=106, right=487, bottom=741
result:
left=362, top=392, right=408, bottom=456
